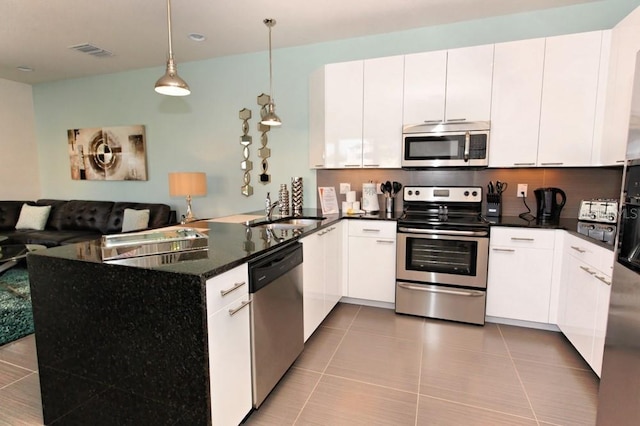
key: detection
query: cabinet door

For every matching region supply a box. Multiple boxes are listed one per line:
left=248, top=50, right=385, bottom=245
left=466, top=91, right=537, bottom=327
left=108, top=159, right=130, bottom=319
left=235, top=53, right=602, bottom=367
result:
left=486, top=246, right=554, bottom=322
left=302, top=232, right=326, bottom=341
left=324, top=222, right=343, bottom=314
left=446, top=44, right=494, bottom=122
left=403, top=50, right=447, bottom=124
left=489, top=38, right=544, bottom=167
left=348, top=236, right=396, bottom=303
left=324, top=60, right=364, bottom=168
left=363, top=56, right=404, bottom=168
left=309, top=68, right=327, bottom=168
left=538, top=31, right=604, bottom=166
left=592, top=271, right=612, bottom=377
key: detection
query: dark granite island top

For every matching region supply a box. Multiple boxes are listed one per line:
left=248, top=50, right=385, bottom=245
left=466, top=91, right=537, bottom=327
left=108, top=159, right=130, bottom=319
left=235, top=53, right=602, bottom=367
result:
left=26, top=208, right=397, bottom=424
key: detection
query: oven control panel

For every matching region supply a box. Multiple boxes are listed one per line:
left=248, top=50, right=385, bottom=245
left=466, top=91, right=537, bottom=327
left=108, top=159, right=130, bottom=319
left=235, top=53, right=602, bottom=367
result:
left=578, top=199, right=618, bottom=223
left=403, top=186, right=482, bottom=203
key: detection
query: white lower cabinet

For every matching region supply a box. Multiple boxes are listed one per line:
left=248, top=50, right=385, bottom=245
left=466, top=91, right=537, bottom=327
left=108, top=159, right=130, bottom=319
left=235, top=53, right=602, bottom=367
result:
left=486, top=228, right=557, bottom=323
left=301, top=222, right=343, bottom=341
left=206, top=264, right=252, bottom=426
left=347, top=220, right=396, bottom=303
left=558, top=234, right=613, bottom=377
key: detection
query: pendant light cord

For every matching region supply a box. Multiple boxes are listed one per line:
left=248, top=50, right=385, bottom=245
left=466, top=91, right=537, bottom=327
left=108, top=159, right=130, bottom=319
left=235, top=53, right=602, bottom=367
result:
left=166, top=0, right=174, bottom=60
left=266, top=19, right=275, bottom=101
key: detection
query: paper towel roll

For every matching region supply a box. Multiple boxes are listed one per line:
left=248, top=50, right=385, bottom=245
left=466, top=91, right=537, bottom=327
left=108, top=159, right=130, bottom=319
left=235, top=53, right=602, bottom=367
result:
left=346, top=191, right=357, bottom=203
left=362, top=183, right=379, bottom=213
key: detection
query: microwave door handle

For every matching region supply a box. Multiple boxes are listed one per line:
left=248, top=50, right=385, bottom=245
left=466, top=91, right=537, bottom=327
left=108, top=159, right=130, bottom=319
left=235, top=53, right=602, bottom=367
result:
left=463, top=131, right=470, bottom=162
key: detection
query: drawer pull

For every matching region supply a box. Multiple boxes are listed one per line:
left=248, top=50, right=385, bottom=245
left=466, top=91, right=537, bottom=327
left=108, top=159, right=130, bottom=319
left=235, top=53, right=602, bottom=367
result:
left=595, top=275, right=612, bottom=286
left=580, top=266, right=596, bottom=275
left=376, top=240, right=394, bottom=244
left=220, top=281, right=246, bottom=297
left=492, top=248, right=515, bottom=252
left=398, top=282, right=483, bottom=297
left=344, top=164, right=360, bottom=167
left=571, top=246, right=586, bottom=253
left=228, top=300, right=252, bottom=316
left=364, top=164, right=380, bottom=167
left=511, top=237, right=534, bottom=241
left=540, top=162, right=564, bottom=166
left=513, top=162, right=535, bottom=166
left=363, top=228, right=381, bottom=233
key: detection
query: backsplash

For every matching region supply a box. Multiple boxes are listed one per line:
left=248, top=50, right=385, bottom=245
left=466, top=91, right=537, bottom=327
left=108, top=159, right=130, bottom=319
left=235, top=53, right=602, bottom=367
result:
left=317, top=167, right=624, bottom=218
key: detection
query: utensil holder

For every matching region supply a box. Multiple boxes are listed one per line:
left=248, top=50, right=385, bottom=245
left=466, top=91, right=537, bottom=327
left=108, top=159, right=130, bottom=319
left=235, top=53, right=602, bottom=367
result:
left=385, top=197, right=394, bottom=214
left=486, top=193, right=502, bottom=217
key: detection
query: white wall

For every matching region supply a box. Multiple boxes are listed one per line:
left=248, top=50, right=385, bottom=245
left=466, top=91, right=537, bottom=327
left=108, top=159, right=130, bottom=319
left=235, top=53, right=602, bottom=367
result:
left=24, top=1, right=640, bottom=219
left=0, top=78, right=40, bottom=200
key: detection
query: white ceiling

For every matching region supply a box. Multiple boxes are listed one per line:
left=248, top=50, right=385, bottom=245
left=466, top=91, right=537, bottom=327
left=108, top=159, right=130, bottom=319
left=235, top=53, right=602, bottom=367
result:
left=1, top=0, right=600, bottom=85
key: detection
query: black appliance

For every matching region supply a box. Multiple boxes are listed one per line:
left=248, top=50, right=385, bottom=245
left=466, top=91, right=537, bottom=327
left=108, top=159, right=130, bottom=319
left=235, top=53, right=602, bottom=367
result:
left=533, top=187, right=566, bottom=223
left=396, top=186, right=489, bottom=325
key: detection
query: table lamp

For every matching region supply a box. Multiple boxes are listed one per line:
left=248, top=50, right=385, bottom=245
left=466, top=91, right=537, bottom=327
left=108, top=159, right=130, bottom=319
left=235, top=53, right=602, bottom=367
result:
left=169, top=172, right=207, bottom=223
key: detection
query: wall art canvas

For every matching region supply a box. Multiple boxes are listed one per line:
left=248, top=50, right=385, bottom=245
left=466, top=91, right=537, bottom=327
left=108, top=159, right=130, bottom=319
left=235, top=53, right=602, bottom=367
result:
left=67, top=125, right=147, bottom=181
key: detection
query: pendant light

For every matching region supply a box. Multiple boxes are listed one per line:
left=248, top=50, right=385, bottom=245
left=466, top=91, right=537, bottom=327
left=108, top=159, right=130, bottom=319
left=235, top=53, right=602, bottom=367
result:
left=155, top=0, right=190, bottom=96
left=260, top=18, right=282, bottom=126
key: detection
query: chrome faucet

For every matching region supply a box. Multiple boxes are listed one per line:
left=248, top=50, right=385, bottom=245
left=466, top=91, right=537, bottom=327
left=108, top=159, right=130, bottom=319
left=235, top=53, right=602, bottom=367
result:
left=265, top=192, right=280, bottom=221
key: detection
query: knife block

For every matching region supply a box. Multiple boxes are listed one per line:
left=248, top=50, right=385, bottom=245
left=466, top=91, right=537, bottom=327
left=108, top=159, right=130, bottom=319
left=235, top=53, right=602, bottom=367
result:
left=486, top=193, right=502, bottom=217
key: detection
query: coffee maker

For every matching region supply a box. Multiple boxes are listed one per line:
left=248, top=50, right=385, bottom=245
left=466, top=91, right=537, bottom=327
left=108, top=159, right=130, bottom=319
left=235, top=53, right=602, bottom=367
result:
left=534, top=187, right=567, bottom=223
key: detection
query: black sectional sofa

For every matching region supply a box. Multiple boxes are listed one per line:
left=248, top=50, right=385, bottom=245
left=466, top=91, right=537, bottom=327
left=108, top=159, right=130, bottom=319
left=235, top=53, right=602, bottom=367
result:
left=0, top=199, right=175, bottom=247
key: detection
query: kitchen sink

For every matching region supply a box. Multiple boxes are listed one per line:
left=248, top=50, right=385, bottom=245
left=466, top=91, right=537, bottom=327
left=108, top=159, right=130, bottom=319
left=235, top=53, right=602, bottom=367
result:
left=250, top=217, right=324, bottom=230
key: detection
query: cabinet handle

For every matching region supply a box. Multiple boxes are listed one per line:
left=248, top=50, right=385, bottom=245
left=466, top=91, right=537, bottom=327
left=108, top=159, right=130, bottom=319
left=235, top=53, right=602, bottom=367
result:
left=220, top=281, right=246, bottom=296
left=540, top=162, right=564, bottom=166
left=570, top=246, right=586, bottom=253
left=492, top=248, right=515, bottom=252
left=511, top=237, right=534, bottom=241
left=314, top=164, right=325, bottom=167
left=363, top=228, right=381, bottom=233
left=423, top=120, right=443, bottom=124
left=580, top=266, right=596, bottom=275
left=344, top=164, right=360, bottom=167
left=446, top=118, right=466, bottom=122
left=364, top=164, right=380, bottom=167
left=513, top=162, right=536, bottom=166
left=228, top=300, right=252, bottom=316
left=595, top=275, right=612, bottom=285
left=616, top=160, right=625, bottom=164
left=376, top=239, right=394, bottom=244
left=318, top=230, right=327, bottom=236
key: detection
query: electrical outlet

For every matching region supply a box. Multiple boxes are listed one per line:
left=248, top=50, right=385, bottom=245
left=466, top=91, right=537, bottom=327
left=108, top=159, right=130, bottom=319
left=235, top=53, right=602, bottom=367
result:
left=339, top=183, right=351, bottom=194
left=517, top=184, right=528, bottom=198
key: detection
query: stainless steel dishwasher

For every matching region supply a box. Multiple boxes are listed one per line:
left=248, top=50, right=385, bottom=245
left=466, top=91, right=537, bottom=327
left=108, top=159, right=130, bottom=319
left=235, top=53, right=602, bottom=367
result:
left=248, top=241, right=304, bottom=408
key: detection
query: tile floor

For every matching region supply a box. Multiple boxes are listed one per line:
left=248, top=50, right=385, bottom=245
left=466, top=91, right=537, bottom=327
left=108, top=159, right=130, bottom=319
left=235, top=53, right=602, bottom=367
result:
left=0, top=303, right=599, bottom=425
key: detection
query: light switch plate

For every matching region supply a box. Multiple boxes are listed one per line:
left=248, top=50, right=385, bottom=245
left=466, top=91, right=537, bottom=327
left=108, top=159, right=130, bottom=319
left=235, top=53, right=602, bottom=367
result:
left=339, top=183, right=351, bottom=194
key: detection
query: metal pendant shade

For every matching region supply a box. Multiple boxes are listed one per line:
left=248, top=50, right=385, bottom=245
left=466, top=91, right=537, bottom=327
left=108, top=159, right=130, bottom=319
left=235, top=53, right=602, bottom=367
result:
left=261, top=19, right=281, bottom=126
left=155, top=0, right=190, bottom=96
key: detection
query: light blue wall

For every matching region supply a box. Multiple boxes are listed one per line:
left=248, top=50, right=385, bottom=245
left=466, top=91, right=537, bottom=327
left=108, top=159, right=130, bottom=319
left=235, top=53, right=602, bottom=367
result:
left=32, top=0, right=640, bottom=218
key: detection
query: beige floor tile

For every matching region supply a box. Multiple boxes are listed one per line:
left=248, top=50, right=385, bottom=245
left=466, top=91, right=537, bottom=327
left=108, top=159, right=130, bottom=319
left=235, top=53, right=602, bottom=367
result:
left=295, top=327, right=346, bottom=372
left=296, top=374, right=417, bottom=426
left=351, top=307, right=424, bottom=341
left=420, top=345, right=534, bottom=418
left=514, top=359, right=599, bottom=426
left=325, top=330, right=422, bottom=393
left=0, top=334, right=38, bottom=372
left=424, top=320, right=509, bottom=356
left=321, top=303, right=360, bottom=330
left=0, top=372, right=43, bottom=425
left=0, top=360, right=32, bottom=389
left=244, top=368, right=321, bottom=426
left=499, top=324, right=590, bottom=369
left=417, top=395, right=538, bottom=426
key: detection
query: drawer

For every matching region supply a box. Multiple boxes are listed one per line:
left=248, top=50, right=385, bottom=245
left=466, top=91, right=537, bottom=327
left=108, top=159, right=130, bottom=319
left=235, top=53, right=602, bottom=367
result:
left=490, top=227, right=556, bottom=249
left=565, top=233, right=614, bottom=274
left=206, top=263, right=249, bottom=313
left=348, top=220, right=396, bottom=239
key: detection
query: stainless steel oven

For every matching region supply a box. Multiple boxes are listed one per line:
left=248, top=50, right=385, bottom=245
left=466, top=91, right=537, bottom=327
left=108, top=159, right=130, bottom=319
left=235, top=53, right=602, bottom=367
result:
left=395, top=186, right=489, bottom=325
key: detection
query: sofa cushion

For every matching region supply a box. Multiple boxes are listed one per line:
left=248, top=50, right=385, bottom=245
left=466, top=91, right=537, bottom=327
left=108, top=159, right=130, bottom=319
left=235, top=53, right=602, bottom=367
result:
left=121, top=208, right=150, bottom=232
left=36, top=199, right=72, bottom=231
left=15, top=204, right=52, bottom=231
left=0, top=201, right=33, bottom=231
left=56, top=200, right=115, bottom=233
left=106, top=202, right=172, bottom=234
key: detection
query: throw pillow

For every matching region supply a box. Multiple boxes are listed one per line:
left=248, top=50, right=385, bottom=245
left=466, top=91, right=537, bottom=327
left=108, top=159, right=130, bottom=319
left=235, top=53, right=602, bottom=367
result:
left=122, top=208, right=150, bottom=232
left=15, top=204, right=52, bottom=231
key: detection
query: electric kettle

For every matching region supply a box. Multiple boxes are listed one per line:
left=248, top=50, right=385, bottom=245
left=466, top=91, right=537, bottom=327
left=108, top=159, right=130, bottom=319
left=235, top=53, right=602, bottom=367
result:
left=534, top=187, right=567, bottom=223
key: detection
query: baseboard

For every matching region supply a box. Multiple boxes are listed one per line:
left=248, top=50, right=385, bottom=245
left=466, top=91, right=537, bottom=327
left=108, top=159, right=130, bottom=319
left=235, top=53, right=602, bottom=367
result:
left=339, top=296, right=395, bottom=310
left=485, top=316, right=560, bottom=332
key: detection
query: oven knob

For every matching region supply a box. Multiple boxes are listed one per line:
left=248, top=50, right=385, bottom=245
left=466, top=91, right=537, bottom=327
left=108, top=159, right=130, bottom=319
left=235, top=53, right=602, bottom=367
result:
left=608, top=214, right=616, bottom=221
left=472, top=191, right=478, bottom=197
left=415, top=190, right=420, bottom=196
left=464, top=191, right=470, bottom=196
left=606, top=227, right=614, bottom=232
left=590, top=213, right=597, bottom=220
left=588, top=224, right=595, bottom=230
left=408, top=190, right=413, bottom=196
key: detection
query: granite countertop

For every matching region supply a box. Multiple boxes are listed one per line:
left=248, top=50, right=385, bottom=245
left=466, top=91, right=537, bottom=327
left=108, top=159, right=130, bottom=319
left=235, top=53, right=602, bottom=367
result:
left=29, top=208, right=401, bottom=279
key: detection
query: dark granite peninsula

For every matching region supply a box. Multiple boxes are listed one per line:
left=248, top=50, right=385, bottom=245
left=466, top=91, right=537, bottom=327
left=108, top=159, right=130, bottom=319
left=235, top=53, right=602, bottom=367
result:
left=27, top=210, right=351, bottom=425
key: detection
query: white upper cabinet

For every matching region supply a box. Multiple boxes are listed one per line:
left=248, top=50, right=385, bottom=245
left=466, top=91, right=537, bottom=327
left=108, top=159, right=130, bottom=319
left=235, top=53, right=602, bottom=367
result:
left=489, top=38, right=545, bottom=167
left=403, top=45, right=493, bottom=124
left=309, top=60, right=363, bottom=168
left=363, top=56, right=404, bottom=168
left=445, top=45, right=494, bottom=123
left=403, top=50, right=447, bottom=124
left=538, top=31, right=607, bottom=167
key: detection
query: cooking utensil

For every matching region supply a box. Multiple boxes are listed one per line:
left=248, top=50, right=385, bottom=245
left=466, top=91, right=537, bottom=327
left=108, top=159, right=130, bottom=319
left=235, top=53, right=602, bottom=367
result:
left=380, top=183, right=386, bottom=195
left=488, top=181, right=495, bottom=194
left=392, top=181, right=402, bottom=197
left=385, top=181, right=392, bottom=196
left=496, top=181, right=507, bottom=195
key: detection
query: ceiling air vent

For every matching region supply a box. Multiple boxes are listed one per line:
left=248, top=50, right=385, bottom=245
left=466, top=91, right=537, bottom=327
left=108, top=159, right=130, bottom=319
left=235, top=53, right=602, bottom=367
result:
left=68, top=43, right=113, bottom=58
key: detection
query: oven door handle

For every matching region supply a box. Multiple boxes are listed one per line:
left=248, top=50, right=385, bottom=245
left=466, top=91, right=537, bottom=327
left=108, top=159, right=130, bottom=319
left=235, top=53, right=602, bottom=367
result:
left=463, top=131, right=470, bottom=162
left=398, top=282, right=484, bottom=297
left=398, top=227, right=488, bottom=237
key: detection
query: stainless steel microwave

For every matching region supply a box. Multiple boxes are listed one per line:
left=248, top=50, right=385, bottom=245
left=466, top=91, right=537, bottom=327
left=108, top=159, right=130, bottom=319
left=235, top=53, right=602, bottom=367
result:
left=402, top=121, right=490, bottom=168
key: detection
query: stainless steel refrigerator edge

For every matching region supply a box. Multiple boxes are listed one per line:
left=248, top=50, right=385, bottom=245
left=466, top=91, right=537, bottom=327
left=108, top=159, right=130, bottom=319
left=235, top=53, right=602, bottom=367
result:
left=596, top=51, right=640, bottom=425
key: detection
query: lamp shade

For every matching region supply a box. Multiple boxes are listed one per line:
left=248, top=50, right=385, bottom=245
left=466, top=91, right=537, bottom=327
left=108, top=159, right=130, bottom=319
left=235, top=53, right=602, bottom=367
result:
left=169, top=172, right=207, bottom=197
